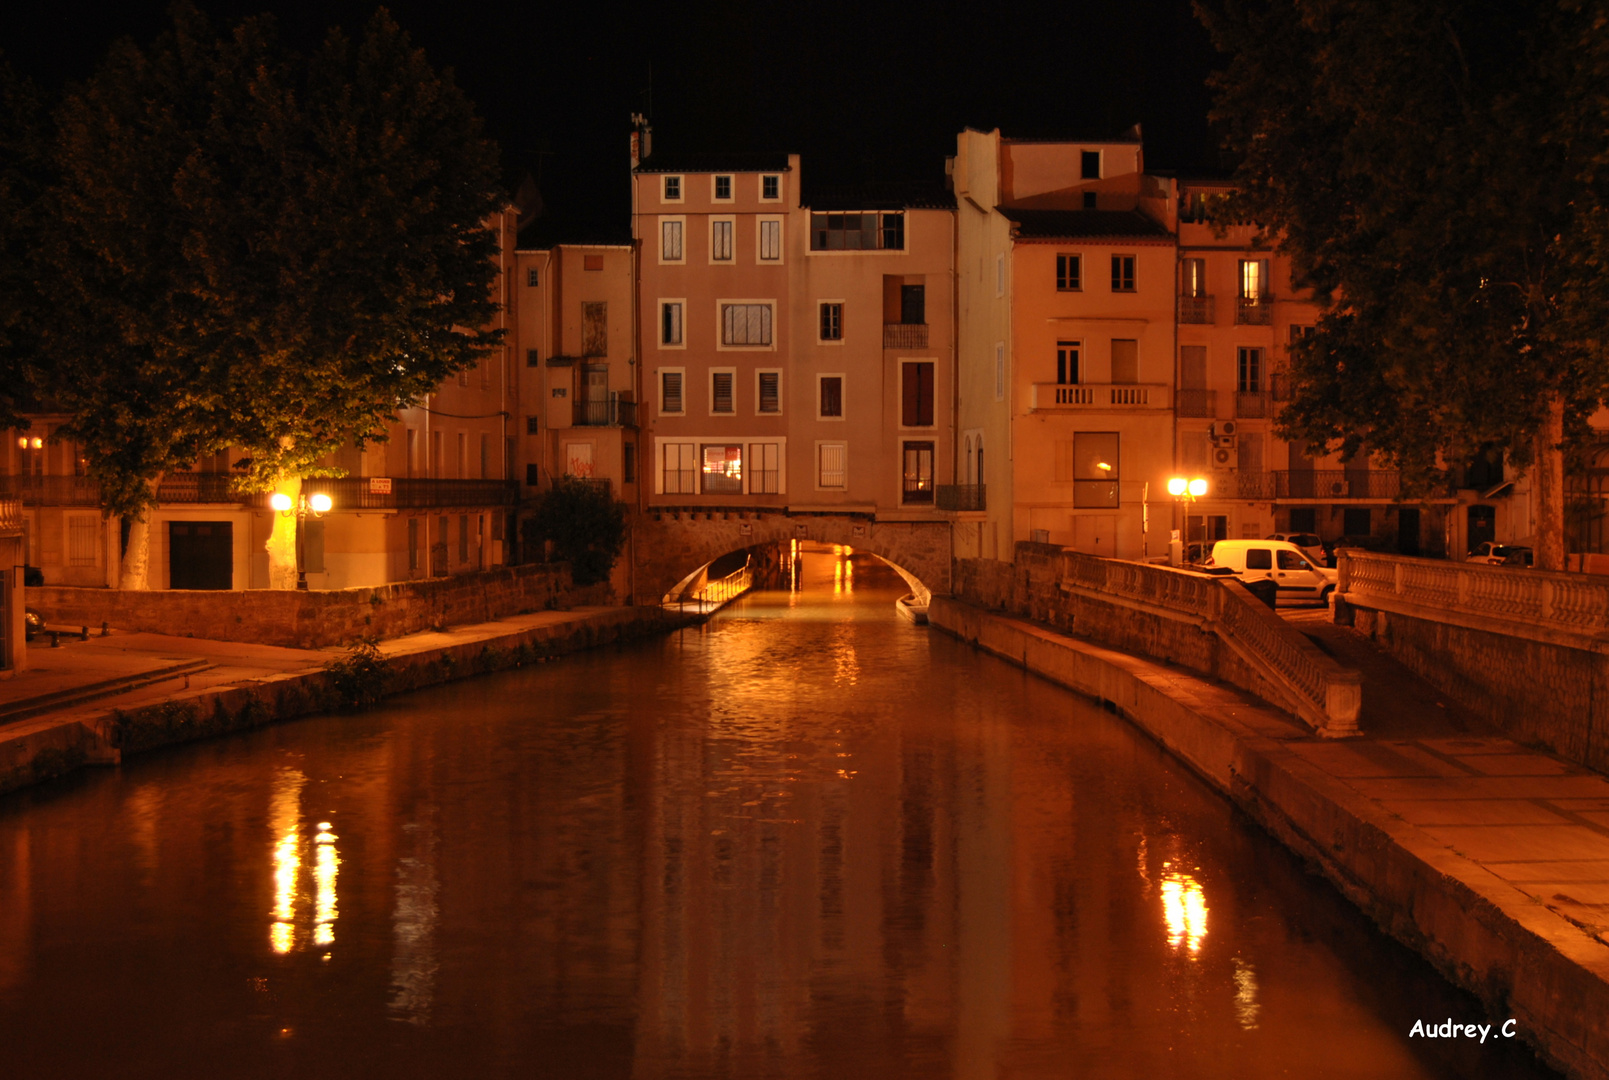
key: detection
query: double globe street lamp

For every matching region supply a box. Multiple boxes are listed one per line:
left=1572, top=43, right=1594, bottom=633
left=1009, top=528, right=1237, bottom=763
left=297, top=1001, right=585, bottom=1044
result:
left=1167, top=476, right=1208, bottom=566
left=270, top=489, right=333, bottom=590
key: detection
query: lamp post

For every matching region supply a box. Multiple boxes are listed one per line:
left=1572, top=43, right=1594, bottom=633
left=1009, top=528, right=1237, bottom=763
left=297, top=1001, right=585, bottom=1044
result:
left=1167, top=476, right=1208, bottom=566
left=270, top=490, right=332, bottom=590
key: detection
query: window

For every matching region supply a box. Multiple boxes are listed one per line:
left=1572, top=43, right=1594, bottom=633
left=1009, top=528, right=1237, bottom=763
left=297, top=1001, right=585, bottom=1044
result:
left=1111, top=339, right=1138, bottom=384
left=458, top=514, right=469, bottom=563
left=660, top=369, right=685, bottom=415
left=663, top=175, right=682, bottom=201
left=662, top=442, right=696, bottom=494
left=711, top=219, right=734, bottom=261
left=1238, top=347, right=1264, bottom=392
left=1057, top=254, right=1081, bottom=291
left=701, top=444, right=742, bottom=493
left=661, top=301, right=683, bottom=346
left=408, top=518, right=421, bottom=571
left=584, top=254, right=603, bottom=271
left=623, top=443, right=636, bottom=484
left=1082, top=192, right=1097, bottom=210
left=749, top=442, right=780, bottom=493
left=809, top=211, right=904, bottom=250
left=1056, top=341, right=1080, bottom=385
left=819, top=376, right=844, bottom=418
left=456, top=432, right=467, bottom=479
left=902, top=441, right=934, bottom=504
left=526, top=348, right=540, bottom=367
left=819, top=302, right=843, bottom=341
left=480, top=433, right=490, bottom=479
left=1344, top=508, right=1372, bottom=536
left=714, top=175, right=733, bottom=200
left=1239, top=259, right=1269, bottom=299
left=818, top=443, right=847, bottom=489
left=1073, top=432, right=1120, bottom=508
left=1246, top=548, right=1273, bottom=570
left=526, top=267, right=539, bottom=287
left=661, top=219, right=684, bottom=262
left=1288, top=324, right=1313, bottom=343
left=757, top=371, right=780, bottom=414
left=581, top=301, right=607, bottom=356
left=1111, top=255, right=1136, bottom=292
left=758, top=218, right=782, bottom=261
left=901, top=361, right=934, bottom=426
left=525, top=463, right=540, bottom=487
left=68, top=515, right=98, bottom=566
left=711, top=370, right=735, bottom=414
left=526, top=416, right=539, bottom=434
left=720, top=303, right=773, bottom=347
left=1081, top=150, right=1101, bottom=179
left=995, top=343, right=1005, bottom=401
left=1278, top=549, right=1310, bottom=571
left=761, top=174, right=780, bottom=200
left=1182, top=258, right=1207, bottom=297
left=900, top=284, right=925, bottom=324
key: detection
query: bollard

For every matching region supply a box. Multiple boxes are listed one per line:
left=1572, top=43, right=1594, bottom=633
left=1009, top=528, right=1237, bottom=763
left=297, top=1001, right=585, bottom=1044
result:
left=101, top=621, right=110, bottom=637
left=80, top=626, right=89, bottom=641
left=49, top=630, right=60, bottom=648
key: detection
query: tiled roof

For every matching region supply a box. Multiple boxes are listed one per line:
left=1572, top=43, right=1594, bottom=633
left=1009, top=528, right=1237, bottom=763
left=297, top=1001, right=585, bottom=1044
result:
left=998, top=207, right=1172, bottom=240
left=802, top=181, right=956, bottom=211
left=634, top=152, right=791, bottom=174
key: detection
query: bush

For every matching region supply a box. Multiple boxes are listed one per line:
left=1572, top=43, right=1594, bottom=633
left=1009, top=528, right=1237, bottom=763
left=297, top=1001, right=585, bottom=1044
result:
left=325, top=638, right=391, bottom=710
left=523, top=478, right=627, bottom=587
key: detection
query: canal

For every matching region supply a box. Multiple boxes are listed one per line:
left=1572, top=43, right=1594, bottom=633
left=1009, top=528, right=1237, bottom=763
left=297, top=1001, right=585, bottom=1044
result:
left=0, top=551, right=1558, bottom=1078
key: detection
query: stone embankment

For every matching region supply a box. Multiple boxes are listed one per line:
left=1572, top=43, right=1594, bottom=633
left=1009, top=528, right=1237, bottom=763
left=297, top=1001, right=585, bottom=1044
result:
left=932, top=593, right=1609, bottom=1080
left=0, top=604, right=691, bottom=798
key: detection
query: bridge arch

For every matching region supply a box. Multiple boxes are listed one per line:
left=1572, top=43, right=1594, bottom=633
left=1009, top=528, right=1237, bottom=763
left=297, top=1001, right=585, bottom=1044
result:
left=631, top=511, right=950, bottom=605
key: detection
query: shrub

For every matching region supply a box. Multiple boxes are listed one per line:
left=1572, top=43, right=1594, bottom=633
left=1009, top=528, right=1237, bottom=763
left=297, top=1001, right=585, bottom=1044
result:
left=523, top=478, right=627, bottom=587
left=325, top=638, right=391, bottom=710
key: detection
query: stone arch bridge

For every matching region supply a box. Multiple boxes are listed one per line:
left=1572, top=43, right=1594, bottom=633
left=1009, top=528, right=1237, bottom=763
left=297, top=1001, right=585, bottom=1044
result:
left=630, top=510, right=951, bottom=605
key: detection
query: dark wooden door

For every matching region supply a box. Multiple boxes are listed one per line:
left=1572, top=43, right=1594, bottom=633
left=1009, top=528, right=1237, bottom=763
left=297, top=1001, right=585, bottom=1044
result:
left=169, top=521, right=232, bottom=590
left=1397, top=507, right=1421, bottom=556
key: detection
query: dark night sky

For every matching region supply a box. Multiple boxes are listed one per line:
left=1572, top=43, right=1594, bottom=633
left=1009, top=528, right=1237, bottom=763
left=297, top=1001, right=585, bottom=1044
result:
left=0, top=0, right=1224, bottom=243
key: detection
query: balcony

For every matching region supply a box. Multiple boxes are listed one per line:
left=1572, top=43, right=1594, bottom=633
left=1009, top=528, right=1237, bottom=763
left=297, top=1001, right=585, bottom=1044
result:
left=1235, top=391, right=1271, bottom=419
left=159, top=472, right=241, bottom=502
left=1175, top=388, right=1216, bottom=418
left=936, top=484, right=986, bottom=511
left=1273, top=470, right=1401, bottom=500
left=1179, top=295, right=1214, bottom=324
left=883, top=323, right=929, bottom=349
left=902, top=478, right=934, bottom=504
left=1228, top=470, right=1275, bottom=499
left=1030, top=383, right=1168, bottom=410
left=0, top=497, right=20, bottom=535
left=0, top=475, right=103, bottom=506
left=572, top=395, right=637, bottom=428
left=1236, top=294, right=1274, bottom=325
left=1271, top=371, right=1293, bottom=402
left=292, top=477, right=520, bottom=510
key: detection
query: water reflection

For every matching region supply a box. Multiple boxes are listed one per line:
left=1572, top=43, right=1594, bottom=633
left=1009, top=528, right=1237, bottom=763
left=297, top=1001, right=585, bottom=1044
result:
left=389, top=812, right=439, bottom=1024
left=313, top=821, right=338, bottom=949
left=269, top=767, right=305, bottom=954
left=1161, top=866, right=1208, bottom=956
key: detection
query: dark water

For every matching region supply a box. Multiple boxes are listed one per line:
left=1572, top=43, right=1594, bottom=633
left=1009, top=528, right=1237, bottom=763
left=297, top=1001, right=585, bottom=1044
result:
left=0, top=554, right=1559, bottom=1079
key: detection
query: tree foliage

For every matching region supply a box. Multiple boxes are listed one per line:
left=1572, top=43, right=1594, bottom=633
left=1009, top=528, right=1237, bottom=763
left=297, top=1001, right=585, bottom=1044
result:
left=1197, top=0, right=1609, bottom=560
left=525, top=480, right=627, bottom=588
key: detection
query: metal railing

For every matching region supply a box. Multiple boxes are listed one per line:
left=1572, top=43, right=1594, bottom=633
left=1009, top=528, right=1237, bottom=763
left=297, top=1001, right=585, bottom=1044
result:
left=936, top=484, right=986, bottom=511
left=159, top=473, right=240, bottom=502
left=675, top=558, right=754, bottom=615
left=1179, top=295, right=1214, bottom=324
left=1175, top=388, right=1216, bottom=418
left=572, top=395, right=637, bottom=428
left=883, top=323, right=929, bottom=349
left=1030, top=383, right=1168, bottom=410
left=0, top=475, right=102, bottom=506
left=1236, top=295, right=1274, bottom=324
left=289, top=477, right=520, bottom=510
left=902, top=479, right=934, bottom=504
left=1227, top=470, right=1275, bottom=499
left=1273, top=470, right=1400, bottom=500
left=1236, top=390, right=1270, bottom=419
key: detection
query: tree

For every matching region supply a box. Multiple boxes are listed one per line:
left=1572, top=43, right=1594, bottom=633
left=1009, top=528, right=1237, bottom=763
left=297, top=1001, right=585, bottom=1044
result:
left=1197, top=0, right=1609, bottom=569
left=524, top=480, right=627, bottom=588
left=40, top=5, right=505, bottom=588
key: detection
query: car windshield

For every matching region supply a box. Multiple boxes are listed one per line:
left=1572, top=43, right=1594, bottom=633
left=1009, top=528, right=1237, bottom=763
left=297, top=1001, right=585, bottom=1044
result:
left=1290, top=534, right=1321, bottom=547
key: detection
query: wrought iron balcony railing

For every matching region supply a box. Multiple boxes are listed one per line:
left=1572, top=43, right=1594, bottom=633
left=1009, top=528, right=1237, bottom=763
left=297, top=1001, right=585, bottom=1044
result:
left=572, top=395, right=637, bottom=428
left=883, top=323, right=929, bottom=349
left=1273, top=470, right=1401, bottom=500
left=1236, top=295, right=1274, bottom=325
left=282, top=477, right=520, bottom=510
left=1179, top=295, right=1214, bottom=324
left=1235, top=391, right=1271, bottom=419
left=1175, top=389, right=1216, bottom=418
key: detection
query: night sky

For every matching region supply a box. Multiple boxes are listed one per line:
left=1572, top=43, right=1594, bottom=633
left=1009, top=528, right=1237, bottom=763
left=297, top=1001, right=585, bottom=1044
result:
left=0, top=0, right=1223, bottom=243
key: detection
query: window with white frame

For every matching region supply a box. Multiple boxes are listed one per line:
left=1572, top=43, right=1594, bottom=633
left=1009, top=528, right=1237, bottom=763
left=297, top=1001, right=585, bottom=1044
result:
left=749, top=442, right=781, bottom=493
left=758, top=218, right=782, bottom=261
left=808, top=212, right=904, bottom=250
left=819, top=301, right=843, bottom=341
left=1111, top=254, right=1136, bottom=292
left=818, top=374, right=844, bottom=419
left=660, top=301, right=683, bottom=346
left=662, top=441, right=696, bottom=494
left=526, top=267, right=539, bottom=287
left=720, top=302, right=773, bottom=347
left=659, top=369, right=685, bottom=415
left=757, top=370, right=781, bottom=414
left=1057, top=254, right=1081, bottom=291
left=67, top=514, right=98, bottom=566
left=711, top=218, right=734, bottom=262
left=701, top=444, right=742, bottom=493
left=1238, top=346, right=1264, bottom=392
left=760, top=174, right=781, bottom=201
left=660, top=218, right=684, bottom=262
left=710, top=369, right=736, bottom=414
left=662, top=175, right=682, bottom=202
left=713, top=175, right=733, bottom=200
left=817, top=442, right=847, bottom=489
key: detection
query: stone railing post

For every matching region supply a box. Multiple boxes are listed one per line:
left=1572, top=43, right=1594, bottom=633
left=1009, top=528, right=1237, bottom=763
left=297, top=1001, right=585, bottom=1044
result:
left=1325, top=670, right=1363, bottom=736
left=1394, top=559, right=1404, bottom=596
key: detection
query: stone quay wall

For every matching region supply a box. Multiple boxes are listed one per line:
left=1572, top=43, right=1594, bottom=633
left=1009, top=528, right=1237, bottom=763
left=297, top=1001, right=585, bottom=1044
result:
left=1339, top=550, right=1609, bottom=772
left=30, top=564, right=613, bottom=650
left=954, top=543, right=1361, bottom=735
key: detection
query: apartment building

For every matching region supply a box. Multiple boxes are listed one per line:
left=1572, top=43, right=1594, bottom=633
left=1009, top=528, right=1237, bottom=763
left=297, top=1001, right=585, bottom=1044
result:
left=951, top=127, right=1176, bottom=561
left=632, top=137, right=955, bottom=520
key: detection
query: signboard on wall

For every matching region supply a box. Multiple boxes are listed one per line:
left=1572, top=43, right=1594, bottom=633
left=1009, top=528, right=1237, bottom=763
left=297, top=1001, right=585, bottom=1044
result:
left=369, top=477, right=393, bottom=494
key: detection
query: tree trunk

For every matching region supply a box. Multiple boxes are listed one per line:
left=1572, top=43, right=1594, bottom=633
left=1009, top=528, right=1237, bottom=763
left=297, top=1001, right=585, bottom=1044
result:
left=1534, top=394, right=1567, bottom=572
left=266, top=474, right=302, bottom=590
left=117, top=474, right=162, bottom=590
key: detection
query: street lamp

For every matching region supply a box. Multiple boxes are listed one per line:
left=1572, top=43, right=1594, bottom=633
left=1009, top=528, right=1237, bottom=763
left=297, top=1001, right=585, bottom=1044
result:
left=1167, top=476, right=1209, bottom=565
left=271, top=489, right=333, bottom=590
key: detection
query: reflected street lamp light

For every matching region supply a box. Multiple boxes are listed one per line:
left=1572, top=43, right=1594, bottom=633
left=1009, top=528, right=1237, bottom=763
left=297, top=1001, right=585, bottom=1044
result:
left=271, top=489, right=333, bottom=590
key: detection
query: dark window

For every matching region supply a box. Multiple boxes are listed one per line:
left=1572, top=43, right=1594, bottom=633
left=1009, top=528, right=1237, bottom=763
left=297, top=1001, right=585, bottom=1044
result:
left=758, top=372, right=780, bottom=413
left=1056, top=341, right=1079, bottom=385
left=584, top=254, right=603, bottom=271
left=762, top=175, right=780, bottom=199
left=661, top=302, right=682, bottom=345
left=1073, top=432, right=1119, bottom=508
left=168, top=521, right=232, bottom=589
left=1246, top=548, right=1273, bottom=570
left=900, top=284, right=925, bottom=324
left=526, top=267, right=539, bottom=287
left=1343, top=508, right=1372, bottom=536
left=1081, top=150, right=1101, bottom=179
left=525, top=416, right=539, bottom=434
left=1111, top=255, right=1136, bottom=292
left=623, top=443, right=636, bottom=484
left=661, top=371, right=683, bottom=414
left=820, top=302, right=843, bottom=340
left=1057, top=255, right=1081, bottom=291
left=1082, top=192, right=1097, bottom=210
left=1238, top=347, right=1263, bottom=392
left=714, top=175, right=732, bottom=199
left=902, top=362, right=934, bottom=426
left=1465, top=446, right=1504, bottom=489
left=701, top=444, right=742, bottom=493
left=408, top=518, right=420, bottom=570
left=820, top=376, right=843, bottom=418
left=1289, top=507, right=1317, bottom=532
left=711, top=371, right=734, bottom=413
left=526, top=348, right=540, bottom=367
left=663, top=176, right=681, bottom=199
left=809, top=211, right=904, bottom=250
left=581, top=301, right=607, bottom=356
left=902, top=441, right=934, bottom=504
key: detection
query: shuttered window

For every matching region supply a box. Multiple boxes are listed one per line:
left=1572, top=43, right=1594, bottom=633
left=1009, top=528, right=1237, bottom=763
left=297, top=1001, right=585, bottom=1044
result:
left=818, top=443, right=847, bottom=489
left=758, top=372, right=780, bottom=413
left=901, top=362, right=934, bottom=426
left=661, top=220, right=683, bottom=261
left=759, top=219, right=781, bottom=261
left=711, top=220, right=733, bottom=261
left=721, top=303, right=772, bottom=346
left=711, top=371, right=735, bottom=413
left=661, top=371, right=684, bottom=414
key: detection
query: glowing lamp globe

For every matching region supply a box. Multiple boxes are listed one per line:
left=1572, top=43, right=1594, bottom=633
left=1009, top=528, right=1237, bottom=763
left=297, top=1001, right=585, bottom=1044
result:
left=269, top=492, right=294, bottom=512
left=1167, top=477, right=1188, bottom=497
left=1188, top=478, right=1208, bottom=498
left=309, top=493, right=333, bottom=514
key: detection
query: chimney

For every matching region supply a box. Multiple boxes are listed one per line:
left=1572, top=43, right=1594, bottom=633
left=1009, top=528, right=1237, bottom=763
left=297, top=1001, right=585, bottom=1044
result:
left=630, top=113, right=651, bottom=169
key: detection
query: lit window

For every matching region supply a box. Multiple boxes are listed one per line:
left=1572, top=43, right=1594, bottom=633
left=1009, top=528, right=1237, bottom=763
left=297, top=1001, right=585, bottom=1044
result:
left=701, top=444, right=742, bottom=493
left=902, top=442, right=934, bottom=504
left=1074, top=432, right=1120, bottom=508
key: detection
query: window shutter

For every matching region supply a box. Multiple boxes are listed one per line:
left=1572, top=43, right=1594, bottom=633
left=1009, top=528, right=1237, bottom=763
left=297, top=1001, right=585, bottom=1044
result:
left=902, top=363, right=919, bottom=426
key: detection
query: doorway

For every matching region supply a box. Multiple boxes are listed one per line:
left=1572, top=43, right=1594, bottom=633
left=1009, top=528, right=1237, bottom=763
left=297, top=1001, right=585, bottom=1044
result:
left=1397, top=507, right=1421, bottom=556
left=1467, top=505, right=1496, bottom=555
left=169, top=521, right=232, bottom=590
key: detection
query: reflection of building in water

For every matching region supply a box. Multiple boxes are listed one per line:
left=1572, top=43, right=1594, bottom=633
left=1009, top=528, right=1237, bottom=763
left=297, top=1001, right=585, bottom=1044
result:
left=388, top=812, right=440, bottom=1024
left=0, top=830, right=30, bottom=993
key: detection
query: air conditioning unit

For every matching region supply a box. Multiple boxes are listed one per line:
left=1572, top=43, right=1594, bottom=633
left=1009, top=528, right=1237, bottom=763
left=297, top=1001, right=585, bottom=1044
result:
left=1219, top=420, right=1238, bottom=437
left=1213, top=434, right=1238, bottom=449
left=1213, top=447, right=1235, bottom=467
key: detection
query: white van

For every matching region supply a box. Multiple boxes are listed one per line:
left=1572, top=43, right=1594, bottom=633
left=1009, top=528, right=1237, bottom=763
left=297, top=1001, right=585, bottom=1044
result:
left=1205, top=539, right=1338, bottom=606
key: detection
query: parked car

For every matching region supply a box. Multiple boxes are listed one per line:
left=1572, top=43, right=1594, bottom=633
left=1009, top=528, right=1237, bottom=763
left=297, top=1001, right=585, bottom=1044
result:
left=1266, top=532, right=1328, bottom=567
left=24, top=608, right=42, bottom=642
left=1468, top=541, right=1534, bottom=567
left=1203, top=539, right=1338, bottom=606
